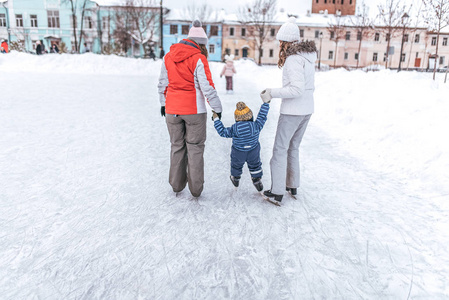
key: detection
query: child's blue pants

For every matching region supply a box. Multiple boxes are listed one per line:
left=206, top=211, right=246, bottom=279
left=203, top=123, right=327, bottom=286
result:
left=230, top=144, right=263, bottom=178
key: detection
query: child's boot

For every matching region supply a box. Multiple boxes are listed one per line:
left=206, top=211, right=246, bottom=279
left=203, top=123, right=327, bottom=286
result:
left=251, top=177, right=263, bottom=192
left=230, top=176, right=241, bottom=187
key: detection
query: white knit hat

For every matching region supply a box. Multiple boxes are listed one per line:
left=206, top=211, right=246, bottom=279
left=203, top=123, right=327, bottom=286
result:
left=276, top=17, right=300, bottom=42
left=188, top=20, right=208, bottom=45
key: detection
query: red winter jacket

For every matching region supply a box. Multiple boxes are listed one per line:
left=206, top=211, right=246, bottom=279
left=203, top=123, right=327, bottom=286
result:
left=158, top=39, right=222, bottom=115
left=1, top=41, right=8, bottom=53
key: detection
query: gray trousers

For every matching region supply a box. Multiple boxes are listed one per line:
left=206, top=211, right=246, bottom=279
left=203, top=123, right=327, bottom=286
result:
left=270, top=114, right=311, bottom=195
left=166, top=113, right=207, bottom=197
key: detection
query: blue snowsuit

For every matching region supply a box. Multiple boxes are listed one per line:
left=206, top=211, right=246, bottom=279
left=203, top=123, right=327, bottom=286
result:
left=214, top=103, right=270, bottom=178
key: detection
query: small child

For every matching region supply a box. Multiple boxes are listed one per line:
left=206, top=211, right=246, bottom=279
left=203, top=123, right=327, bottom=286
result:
left=220, top=54, right=237, bottom=94
left=212, top=100, right=270, bottom=191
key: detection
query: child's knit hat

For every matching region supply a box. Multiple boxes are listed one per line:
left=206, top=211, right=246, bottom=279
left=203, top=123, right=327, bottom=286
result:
left=235, top=102, right=253, bottom=122
left=188, top=20, right=208, bottom=45
left=276, top=17, right=300, bottom=42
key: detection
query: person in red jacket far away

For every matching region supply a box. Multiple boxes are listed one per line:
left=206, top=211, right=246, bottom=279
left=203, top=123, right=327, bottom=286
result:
left=158, top=19, right=223, bottom=198
left=1, top=40, right=8, bottom=53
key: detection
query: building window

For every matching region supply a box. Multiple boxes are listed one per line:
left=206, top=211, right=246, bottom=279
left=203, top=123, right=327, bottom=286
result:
left=355, top=53, right=359, bottom=60
left=432, top=37, right=437, bottom=46
left=230, top=27, right=235, bottom=36
left=300, top=29, right=304, bottom=38
left=404, top=34, right=409, bottom=42
left=210, top=25, right=218, bottom=36
left=373, top=52, right=378, bottom=62
left=315, top=30, right=319, bottom=38
left=270, top=28, right=275, bottom=36
left=181, top=25, right=189, bottom=35
left=341, top=0, right=344, bottom=4
left=440, top=56, right=445, bottom=65
left=84, top=16, right=93, bottom=29
left=209, top=44, right=215, bottom=54
left=225, top=48, right=230, bottom=55
left=30, top=15, right=38, bottom=27
left=443, top=37, right=448, bottom=46
left=269, top=49, right=274, bottom=57
left=202, top=25, right=208, bottom=34
left=235, top=49, right=239, bottom=56
left=401, top=53, right=405, bottom=62
left=170, top=25, right=178, bottom=35
left=0, top=14, right=6, bottom=27
left=330, top=31, right=335, bottom=39
left=16, top=14, right=23, bottom=27
left=328, top=51, right=333, bottom=59
left=383, top=53, right=387, bottom=62
left=415, top=34, right=420, bottom=43
left=345, top=31, right=350, bottom=40
left=344, top=52, right=348, bottom=60
left=350, top=0, right=353, bottom=4
left=102, top=16, right=109, bottom=30
left=47, top=10, right=60, bottom=28
left=386, top=33, right=390, bottom=41
left=241, top=28, right=246, bottom=37
left=416, top=52, right=419, bottom=58
left=357, top=31, right=361, bottom=41
left=374, top=32, right=380, bottom=41
left=260, top=49, right=263, bottom=57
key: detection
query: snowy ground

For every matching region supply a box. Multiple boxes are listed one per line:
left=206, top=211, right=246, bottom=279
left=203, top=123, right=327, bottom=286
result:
left=1, top=53, right=448, bottom=299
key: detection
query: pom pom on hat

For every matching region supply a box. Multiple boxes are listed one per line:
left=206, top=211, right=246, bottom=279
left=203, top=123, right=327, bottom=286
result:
left=234, top=102, right=253, bottom=122
left=188, top=19, right=208, bottom=45
left=276, top=16, right=300, bottom=42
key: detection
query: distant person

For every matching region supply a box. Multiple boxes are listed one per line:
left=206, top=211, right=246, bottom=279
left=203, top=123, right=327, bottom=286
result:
left=212, top=100, right=270, bottom=192
left=260, top=17, right=317, bottom=205
left=149, top=47, right=156, bottom=60
left=1, top=40, right=8, bottom=53
left=36, top=41, right=43, bottom=55
left=51, top=44, right=59, bottom=53
left=159, top=47, right=165, bottom=59
left=220, top=54, right=237, bottom=94
left=83, top=43, right=90, bottom=53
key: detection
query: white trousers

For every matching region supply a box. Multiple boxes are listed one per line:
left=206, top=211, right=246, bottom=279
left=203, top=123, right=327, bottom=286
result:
left=270, top=114, right=311, bottom=195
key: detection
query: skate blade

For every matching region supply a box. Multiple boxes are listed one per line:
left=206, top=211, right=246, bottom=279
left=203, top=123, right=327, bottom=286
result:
left=288, top=192, right=297, bottom=200
left=260, top=192, right=281, bottom=206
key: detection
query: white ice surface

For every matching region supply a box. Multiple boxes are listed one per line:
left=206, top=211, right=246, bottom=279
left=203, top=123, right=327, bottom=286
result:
left=1, top=53, right=449, bottom=299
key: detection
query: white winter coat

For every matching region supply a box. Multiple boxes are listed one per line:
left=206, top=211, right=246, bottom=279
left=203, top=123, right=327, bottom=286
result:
left=270, top=51, right=317, bottom=115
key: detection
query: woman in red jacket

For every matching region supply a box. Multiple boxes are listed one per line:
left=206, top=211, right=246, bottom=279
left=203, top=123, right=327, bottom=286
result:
left=158, top=20, right=223, bottom=198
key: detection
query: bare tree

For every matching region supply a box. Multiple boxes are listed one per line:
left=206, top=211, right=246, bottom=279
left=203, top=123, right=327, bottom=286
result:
left=376, top=0, right=410, bottom=68
left=112, top=0, right=158, bottom=57
left=406, top=1, right=424, bottom=70
left=350, top=2, right=373, bottom=68
left=239, top=0, right=277, bottom=66
left=327, top=15, right=347, bottom=68
left=422, top=0, right=449, bottom=80
left=182, top=2, right=213, bottom=22
left=63, top=0, right=89, bottom=53
left=127, top=0, right=158, bottom=56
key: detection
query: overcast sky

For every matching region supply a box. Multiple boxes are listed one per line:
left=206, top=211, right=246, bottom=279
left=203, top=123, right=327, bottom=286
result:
left=162, top=0, right=419, bottom=16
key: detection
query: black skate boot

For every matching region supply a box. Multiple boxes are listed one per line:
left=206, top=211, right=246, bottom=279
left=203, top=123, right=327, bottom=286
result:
left=230, top=176, right=241, bottom=187
left=286, top=187, right=297, bottom=196
left=263, top=190, right=283, bottom=205
left=251, top=177, right=263, bottom=192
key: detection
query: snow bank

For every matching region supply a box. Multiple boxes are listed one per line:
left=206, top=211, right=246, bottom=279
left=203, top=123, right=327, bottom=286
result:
left=0, top=51, right=157, bottom=75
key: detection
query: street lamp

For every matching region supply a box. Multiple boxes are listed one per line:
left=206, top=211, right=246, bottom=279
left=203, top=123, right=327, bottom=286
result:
left=398, top=12, right=409, bottom=72
left=318, top=31, right=323, bottom=70
left=159, top=0, right=164, bottom=58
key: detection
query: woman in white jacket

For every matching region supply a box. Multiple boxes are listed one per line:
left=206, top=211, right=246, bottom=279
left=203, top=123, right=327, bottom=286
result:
left=260, top=17, right=317, bottom=204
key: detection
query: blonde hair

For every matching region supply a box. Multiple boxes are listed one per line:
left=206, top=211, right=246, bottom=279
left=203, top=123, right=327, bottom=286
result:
left=278, top=41, right=294, bottom=68
left=187, top=38, right=208, bottom=59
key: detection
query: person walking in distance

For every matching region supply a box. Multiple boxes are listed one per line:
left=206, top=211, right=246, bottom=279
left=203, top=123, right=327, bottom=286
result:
left=158, top=20, right=223, bottom=198
left=260, top=17, right=317, bottom=205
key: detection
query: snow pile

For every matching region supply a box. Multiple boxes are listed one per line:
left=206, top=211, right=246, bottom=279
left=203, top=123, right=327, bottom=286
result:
left=0, top=51, right=156, bottom=75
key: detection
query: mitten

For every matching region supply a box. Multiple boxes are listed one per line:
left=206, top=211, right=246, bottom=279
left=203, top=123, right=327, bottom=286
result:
left=161, top=106, right=166, bottom=117
left=260, top=89, right=272, bottom=103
